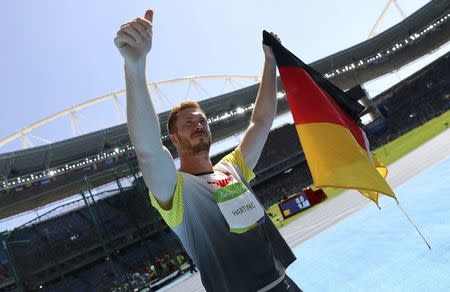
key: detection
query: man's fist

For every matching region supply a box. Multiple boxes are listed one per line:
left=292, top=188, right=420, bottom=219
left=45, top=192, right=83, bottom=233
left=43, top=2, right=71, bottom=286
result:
left=114, top=10, right=153, bottom=64
left=263, top=31, right=280, bottom=64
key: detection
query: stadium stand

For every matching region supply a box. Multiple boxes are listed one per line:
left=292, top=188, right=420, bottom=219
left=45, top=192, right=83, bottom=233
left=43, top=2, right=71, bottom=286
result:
left=368, top=51, right=450, bottom=148
left=1, top=51, right=449, bottom=290
left=1, top=182, right=192, bottom=291
left=0, top=6, right=449, bottom=289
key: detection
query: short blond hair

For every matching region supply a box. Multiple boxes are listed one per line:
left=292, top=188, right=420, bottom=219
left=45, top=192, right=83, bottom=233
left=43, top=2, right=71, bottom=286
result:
left=167, top=100, right=205, bottom=134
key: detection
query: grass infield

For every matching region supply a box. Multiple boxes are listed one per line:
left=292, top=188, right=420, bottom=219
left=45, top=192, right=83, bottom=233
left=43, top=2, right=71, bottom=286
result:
left=268, top=110, right=450, bottom=228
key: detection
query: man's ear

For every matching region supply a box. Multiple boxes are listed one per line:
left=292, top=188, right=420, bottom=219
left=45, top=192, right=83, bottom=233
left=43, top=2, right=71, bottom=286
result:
left=170, top=133, right=178, bottom=144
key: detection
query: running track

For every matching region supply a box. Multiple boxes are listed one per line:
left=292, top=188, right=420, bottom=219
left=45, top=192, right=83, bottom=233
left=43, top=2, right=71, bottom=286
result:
left=162, top=128, right=450, bottom=291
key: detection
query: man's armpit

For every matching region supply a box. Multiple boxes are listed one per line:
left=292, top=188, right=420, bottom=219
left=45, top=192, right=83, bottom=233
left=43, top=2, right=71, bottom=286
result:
left=148, top=172, right=184, bottom=228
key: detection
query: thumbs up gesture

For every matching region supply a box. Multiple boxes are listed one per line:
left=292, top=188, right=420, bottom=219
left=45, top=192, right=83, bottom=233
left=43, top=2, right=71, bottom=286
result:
left=114, top=10, right=153, bottom=64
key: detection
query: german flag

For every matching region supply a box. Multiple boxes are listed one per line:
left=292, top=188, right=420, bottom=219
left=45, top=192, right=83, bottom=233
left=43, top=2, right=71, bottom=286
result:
left=262, top=31, right=395, bottom=204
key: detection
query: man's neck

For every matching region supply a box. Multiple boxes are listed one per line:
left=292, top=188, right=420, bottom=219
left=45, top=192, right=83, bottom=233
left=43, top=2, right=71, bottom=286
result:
left=179, top=152, right=213, bottom=175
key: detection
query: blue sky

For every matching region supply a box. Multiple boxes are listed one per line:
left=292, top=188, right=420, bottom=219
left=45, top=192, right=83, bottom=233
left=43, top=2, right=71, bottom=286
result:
left=1, top=0, right=444, bottom=153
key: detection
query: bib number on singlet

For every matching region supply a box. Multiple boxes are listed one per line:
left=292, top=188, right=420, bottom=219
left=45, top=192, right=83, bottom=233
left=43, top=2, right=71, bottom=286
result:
left=213, top=181, right=265, bottom=234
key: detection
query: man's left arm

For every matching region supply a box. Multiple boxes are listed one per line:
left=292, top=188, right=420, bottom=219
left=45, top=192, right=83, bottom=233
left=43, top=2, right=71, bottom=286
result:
left=238, top=35, right=278, bottom=169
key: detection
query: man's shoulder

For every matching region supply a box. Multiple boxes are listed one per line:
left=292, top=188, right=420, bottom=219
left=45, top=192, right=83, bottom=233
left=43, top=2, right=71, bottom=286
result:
left=218, top=148, right=255, bottom=182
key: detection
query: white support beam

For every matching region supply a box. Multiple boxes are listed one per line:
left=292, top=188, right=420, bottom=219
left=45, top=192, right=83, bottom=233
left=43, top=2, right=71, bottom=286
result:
left=70, top=110, right=81, bottom=137
left=20, top=134, right=33, bottom=149
left=112, top=95, right=126, bottom=124
left=368, top=0, right=406, bottom=38
left=0, top=75, right=259, bottom=149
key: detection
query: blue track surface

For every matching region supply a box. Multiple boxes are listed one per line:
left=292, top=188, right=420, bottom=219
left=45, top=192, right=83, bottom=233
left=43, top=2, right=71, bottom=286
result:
left=287, top=158, right=450, bottom=292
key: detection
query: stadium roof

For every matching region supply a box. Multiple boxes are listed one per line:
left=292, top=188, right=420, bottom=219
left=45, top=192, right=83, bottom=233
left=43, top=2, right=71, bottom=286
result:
left=0, top=0, right=449, bottom=219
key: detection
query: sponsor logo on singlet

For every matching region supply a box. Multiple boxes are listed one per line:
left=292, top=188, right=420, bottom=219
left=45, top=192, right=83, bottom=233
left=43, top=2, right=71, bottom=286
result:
left=207, top=171, right=233, bottom=188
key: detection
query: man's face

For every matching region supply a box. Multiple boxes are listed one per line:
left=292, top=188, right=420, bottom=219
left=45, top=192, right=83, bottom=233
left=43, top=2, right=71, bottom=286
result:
left=172, top=108, right=212, bottom=155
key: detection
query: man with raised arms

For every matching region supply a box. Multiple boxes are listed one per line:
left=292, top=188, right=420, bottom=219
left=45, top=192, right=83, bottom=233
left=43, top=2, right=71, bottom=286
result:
left=115, top=9, right=301, bottom=292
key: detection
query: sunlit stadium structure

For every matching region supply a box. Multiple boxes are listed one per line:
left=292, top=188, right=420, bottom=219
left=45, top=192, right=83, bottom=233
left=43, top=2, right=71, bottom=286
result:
left=1, top=0, right=448, bottom=218
left=0, top=1, right=449, bottom=291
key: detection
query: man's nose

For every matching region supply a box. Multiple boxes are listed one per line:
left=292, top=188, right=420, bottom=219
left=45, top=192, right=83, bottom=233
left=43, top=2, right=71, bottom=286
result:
left=195, top=123, right=204, bottom=131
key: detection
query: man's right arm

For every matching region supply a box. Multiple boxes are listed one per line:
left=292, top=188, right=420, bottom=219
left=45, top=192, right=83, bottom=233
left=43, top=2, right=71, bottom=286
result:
left=115, top=10, right=177, bottom=208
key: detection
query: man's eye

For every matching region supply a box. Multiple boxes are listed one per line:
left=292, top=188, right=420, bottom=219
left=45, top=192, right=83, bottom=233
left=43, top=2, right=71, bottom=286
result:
left=185, top=121, right=192, bottom=126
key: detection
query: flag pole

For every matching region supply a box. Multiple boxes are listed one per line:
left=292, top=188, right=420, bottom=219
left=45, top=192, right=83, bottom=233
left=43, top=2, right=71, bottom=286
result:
left=395, top=199, right=432, bottom=250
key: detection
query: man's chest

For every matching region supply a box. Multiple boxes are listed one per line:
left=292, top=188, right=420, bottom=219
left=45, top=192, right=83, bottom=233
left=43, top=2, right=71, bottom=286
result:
left=189, top=168, right=265, bottom=233
left=203, top=170, right=237, bottom=192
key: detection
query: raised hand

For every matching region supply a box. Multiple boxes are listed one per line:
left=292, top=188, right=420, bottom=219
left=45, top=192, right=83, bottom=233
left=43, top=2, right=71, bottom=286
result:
left=114, top=10, right=153, bottom=65
left=263, top=31, right=280, bottom=64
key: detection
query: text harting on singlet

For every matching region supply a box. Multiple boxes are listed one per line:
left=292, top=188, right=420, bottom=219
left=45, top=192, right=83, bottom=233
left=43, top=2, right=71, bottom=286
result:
left=232, top=202, right=256, bottom=216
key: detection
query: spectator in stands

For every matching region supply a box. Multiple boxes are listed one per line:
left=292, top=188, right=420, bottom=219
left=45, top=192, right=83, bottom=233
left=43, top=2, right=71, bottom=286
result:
left=115, top=9, right=300, bottom=291
left=148, top=265, right=158, bottom=280
left=164, top=253, right=178, bottom=273
left=175, top=252, right=185, bottom=267
left=154, top=256, right=163, bottom=276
